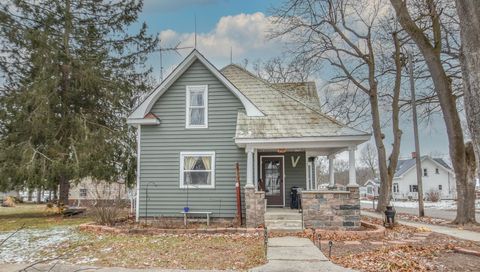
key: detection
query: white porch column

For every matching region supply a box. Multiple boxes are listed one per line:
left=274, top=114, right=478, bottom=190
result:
left=348, top=145, right=357, bottom=186
left=328, top=155, right=335, bottom=187
left=246, top=146, right=254, bottom=188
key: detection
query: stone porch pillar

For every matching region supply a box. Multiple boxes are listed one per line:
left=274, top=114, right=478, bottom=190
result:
left=328, top=154, right=335, bottom=188
left=348, top=146, right=357, bottom=186
left=244, top=146, right=265, bottom=228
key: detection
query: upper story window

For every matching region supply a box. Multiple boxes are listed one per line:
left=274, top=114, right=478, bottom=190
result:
left=180, top=152, right=215, bottom=188
left=435, top=168, right=439, bottom=174
left=423, top=168, right=428, bottom=177
left=186, top=85, right=208, bottom=128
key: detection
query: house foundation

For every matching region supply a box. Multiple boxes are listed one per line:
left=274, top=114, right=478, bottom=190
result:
left=301, top=186, right=361, bottom=230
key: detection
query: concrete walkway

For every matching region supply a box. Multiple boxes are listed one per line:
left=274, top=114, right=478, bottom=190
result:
left=0, top=264, right=230, bottom=272
left=362, top=211, right=480, bottom=242
left=250, top=237, right=355, bottom=272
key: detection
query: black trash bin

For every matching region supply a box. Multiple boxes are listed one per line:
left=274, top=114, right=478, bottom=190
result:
left=290, top=186, right=300, bottom=209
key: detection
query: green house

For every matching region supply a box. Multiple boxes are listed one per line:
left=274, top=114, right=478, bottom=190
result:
left=127, top=50, right=370, bottom=222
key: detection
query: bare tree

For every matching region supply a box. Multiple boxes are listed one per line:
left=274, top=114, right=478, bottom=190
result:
left=455, top=0, right=480, bottom=185
left=253, top=57, right=313, bottom=83
left=390, top=0, right=477, bottom=224
left=271, top=0, right=404, bottom=212
left=361, top=143, right=379, bottom=178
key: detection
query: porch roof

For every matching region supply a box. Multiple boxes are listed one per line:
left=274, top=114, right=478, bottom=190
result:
left=220, top=65, right=370, bottom=143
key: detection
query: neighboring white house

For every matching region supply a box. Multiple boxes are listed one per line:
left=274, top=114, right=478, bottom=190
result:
left=360, top=179, right=379, bottom=199
left=393, top=155, right=456, bottom=200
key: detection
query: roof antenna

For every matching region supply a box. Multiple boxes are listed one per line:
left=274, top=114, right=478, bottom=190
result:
left=194, top=14, right=197, bottom=49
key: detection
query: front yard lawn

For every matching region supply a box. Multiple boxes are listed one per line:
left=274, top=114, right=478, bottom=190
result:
left=0, top=204, right=92, bottom=231
left=42, top=232, right=266, bottom=270
left=326, top=217, right=480, bottom=272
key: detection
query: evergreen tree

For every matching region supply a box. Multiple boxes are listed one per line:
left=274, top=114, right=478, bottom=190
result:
left=0, top=0, right=156, bottom=204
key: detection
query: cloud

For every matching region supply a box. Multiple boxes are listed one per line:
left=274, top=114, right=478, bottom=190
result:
left=159, top=12, right=284, bottom=69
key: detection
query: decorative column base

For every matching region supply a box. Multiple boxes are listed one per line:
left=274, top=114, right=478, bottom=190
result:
left=245, top=186, right=266, bottom=228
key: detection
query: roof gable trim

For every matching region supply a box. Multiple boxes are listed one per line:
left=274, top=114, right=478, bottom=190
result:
left=127, top=50, right=264, bottom=123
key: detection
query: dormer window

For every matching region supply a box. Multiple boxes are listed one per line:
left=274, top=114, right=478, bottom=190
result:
left=186, top=85, right=208, bottom=128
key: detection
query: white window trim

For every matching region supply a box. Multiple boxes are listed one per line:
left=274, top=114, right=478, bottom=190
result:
left=179, top=151, right=215, bottom=189
left=186, top=85, right=208, bottom=128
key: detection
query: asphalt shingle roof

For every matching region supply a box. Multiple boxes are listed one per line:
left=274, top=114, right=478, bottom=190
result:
left=220, top=64, right=369, bottom=139
left=394, top=156, right=452, bottom=178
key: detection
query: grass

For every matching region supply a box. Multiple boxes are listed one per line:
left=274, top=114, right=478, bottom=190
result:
left=1, top=204, right=266, bottom=270
left=46, top=232, right=266, bottom=270
left=0, top=204, right=93, bottom=231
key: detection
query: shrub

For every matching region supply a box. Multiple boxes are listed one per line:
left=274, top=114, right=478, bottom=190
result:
left=426, top=189, right=441, bottom=202
left=3, top=196, right=16, bottom=207
left=92, top=199, right=122, bottom=226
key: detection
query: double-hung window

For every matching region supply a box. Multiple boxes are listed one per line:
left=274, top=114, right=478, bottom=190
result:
left=79, top=189, right=87, bottom=198
left=393, top=183, right=399, bottom=193
left=186, top=85, right=208, bottom=128
left=180, top=152, right=215, bottom=188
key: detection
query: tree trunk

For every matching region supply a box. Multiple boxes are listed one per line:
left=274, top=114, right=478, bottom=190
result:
left=36, top=187, right=41, bottom=203
left=370, top=88, right=392, bottom=212
left=390, top=0, right=476, bottom=224
left=374, top=33, right=403, bottom=213
left=53, top=186, right=58, bottom=201
left=456, top=0, right=480, bottom=184
left=27, top=189, right=33, bottom=202
left=58, top=176, right=70, bottom=206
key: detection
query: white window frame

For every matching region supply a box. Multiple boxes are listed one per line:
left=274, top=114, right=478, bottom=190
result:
left=179, top=151, right=215, bottom=189
left=393, top=183, right=399, bottom=193
left=186, top=85, right=208, bottom=128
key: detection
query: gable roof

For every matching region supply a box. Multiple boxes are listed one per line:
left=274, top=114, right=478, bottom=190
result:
left=127, top=50, right=264, bottom=124
left=394, top=156, right=452, bottom=178
left=220, top=64, right=370, bottom=140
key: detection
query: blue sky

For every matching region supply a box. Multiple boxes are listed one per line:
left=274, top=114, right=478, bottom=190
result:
left=142, top=0, right=277, bottom=33
left=135, top=0, right=451, bottom=164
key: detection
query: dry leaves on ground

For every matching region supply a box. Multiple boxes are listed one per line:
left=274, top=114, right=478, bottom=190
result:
left=332, top=243, right=453, bottom=272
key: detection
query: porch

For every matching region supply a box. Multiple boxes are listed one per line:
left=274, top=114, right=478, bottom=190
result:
left=239, top=136, right=368, bottom=230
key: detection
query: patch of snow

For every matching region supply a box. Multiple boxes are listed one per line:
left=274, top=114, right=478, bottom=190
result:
left=361, top=199, right=480, bottom=210
left=0, top=227, right=81, bottom=264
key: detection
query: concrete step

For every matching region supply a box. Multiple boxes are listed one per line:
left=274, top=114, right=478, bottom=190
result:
left=265, top=212, right=302, bottom=221
left=265, top=219, right=303, bottom=230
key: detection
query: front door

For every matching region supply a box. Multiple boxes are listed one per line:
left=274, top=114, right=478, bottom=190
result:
left=261, top=156, right=284, bottom=206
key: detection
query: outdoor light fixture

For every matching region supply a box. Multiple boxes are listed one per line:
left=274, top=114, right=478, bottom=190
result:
left=384, top=205, right=396, bottom=228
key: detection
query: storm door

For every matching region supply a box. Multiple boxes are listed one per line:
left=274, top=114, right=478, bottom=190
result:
left=261, top=156, right=284, bottom=206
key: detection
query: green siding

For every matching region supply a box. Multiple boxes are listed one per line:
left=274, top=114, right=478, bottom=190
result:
left=139, top=60, right=246, bottom=218
left=258, top=151, right=306, bottom=207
